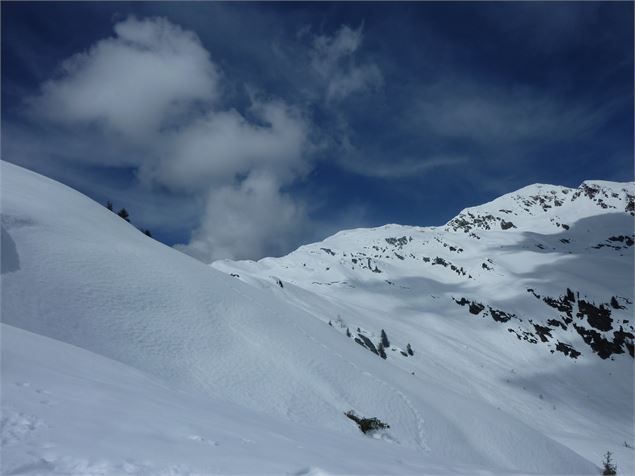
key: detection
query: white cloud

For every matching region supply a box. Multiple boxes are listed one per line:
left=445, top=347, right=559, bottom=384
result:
left=338, top=154, right=468, bottom=179
left=414, top=82, right=614, bottom=146
left=145, top=98, right=310, bottom=192
left=29, top=16, right=219, bottom=143
left=174, top=172, right=307, bottom=261
left=310, top=24, right=382, bottom=102
left=24, top=16, right=315, bottom=262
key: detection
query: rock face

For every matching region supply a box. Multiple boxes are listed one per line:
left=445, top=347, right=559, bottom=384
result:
left=215, top=180, right=634, bottom=362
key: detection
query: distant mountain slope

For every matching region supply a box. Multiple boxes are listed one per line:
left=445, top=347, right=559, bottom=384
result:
left=215, top=178, right=635, bottom=473
left=216, top=179, right=634, bottom=362
left=446, top=180, right=634, bottom=235
left=1, top=160, right=606, bottom=474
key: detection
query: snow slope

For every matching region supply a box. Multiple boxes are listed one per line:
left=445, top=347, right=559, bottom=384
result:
left=0, top=160, right=627, bottom=474
left=2, top=323, right=455, bottom=475
left=214, top=180, right=635, bottom=473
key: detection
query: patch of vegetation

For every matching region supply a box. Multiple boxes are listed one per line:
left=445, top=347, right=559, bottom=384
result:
left=601, top=451, right=617, bottom=475
left=344, top=411, right=390, bottom=434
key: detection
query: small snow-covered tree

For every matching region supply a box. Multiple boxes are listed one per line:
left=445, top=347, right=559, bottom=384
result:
left=106, top=200, right=113, bottom=211
left=407, top=343, right=414, bottom=356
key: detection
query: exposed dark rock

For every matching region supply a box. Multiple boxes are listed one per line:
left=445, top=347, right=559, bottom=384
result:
left=454, top=297, right=470, bottom=306
left=610, top=296, right=625, bottom=310
left=577, top=300, right=612, bottom=332
left=554, top=342, right=581, bottom=359
left=573, top=324, right=621, bottom=359
left=614, top=328, right=635, bottom=358
left=542, top=289, right=575, bottom=319
left=547, top=318, right=567, bottom=330
left=488, top=307, right=514, bottom=323
left=533, top=324, right=552, bottom=343
left=385, top=236, right=409, bottom=248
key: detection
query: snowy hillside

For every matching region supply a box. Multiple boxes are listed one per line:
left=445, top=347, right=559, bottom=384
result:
left=214, top=180, right=635, bottom=473
left=1, top=160, right=631, bottom=474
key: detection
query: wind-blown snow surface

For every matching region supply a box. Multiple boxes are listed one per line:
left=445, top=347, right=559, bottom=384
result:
left=0, top=160, right=630, bottom=474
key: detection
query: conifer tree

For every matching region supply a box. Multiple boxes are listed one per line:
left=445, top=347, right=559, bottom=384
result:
left=381, top=329, right=390, bottom=348
left=602, top=451, right=617, bottom=475
left=117, top=208, right=130, bottom=222
left=378, top=342, right=387, bottom=359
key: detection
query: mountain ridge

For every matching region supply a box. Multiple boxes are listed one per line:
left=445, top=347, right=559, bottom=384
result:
left=2, top=160, right=633, bottom=474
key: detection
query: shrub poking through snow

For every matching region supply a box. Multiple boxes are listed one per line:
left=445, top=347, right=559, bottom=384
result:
left=407, top=343, right=414, bottom=356
left=344, top=411, right=390, bottom=434
left=378, top=342, right=387, bottom=359
left=601, top=451, right=617, bottom=475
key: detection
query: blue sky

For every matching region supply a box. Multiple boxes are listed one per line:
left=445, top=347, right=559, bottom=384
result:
left=2, top=2, right=633, bottom=261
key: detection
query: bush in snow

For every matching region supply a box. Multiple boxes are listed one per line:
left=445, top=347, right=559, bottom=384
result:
left=601, top=451, right=617, bottom=475
left=378, top=342, right=387, bottom=359
left=344, top=411, right=390, bottom=434
left=407, top=343, right=414, bottom=356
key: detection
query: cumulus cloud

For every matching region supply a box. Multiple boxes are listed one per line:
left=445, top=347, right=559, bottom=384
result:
left=29, top=17, right=219, bottom=143
left=175, top=172, right=307, bottom=261
left=145, top=99, right=310, bottom=192
left=310, top=24, right=382, bottom=102
left=23, top=16, right=314, bottom=262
